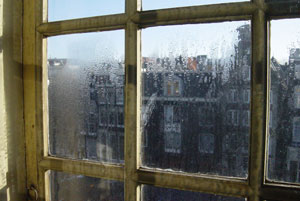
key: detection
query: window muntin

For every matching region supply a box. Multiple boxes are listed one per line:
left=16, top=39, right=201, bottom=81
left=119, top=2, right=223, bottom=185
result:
left=142, top=0, right=249, bottom=11
left=142, top=185, right=245, bottom=201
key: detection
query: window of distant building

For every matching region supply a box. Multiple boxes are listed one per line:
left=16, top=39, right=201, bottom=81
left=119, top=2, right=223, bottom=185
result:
left=229, top=89, right=238, bottom=103
left=116, top=86, right=124, bottom=104
left=242, top=110, right=250, bottom=126
left=199, top=107, right=214, bottom=126
left=117, top=107, right=124, bottom=127
left=227, top=110, right=239, bottom=126
left=199, top=133, right=214, bottom=154
left=99, top=87, right=106, bottom=104
left=293, top=118, right=300, bottom=143
left=164, top=132, right=181, bottom=154
left=88, top=113, right=97, bottom=136
left=164, top=105, right=181, bottom=153
left=294, top=86, right=300, bottom=108
left=99, top=107, right=107, bottom=126
left=295, top=64, right=300, bottom=79
left=164, top=75, right=182, bottom=96
left=244, top=89, right=250, bottom=103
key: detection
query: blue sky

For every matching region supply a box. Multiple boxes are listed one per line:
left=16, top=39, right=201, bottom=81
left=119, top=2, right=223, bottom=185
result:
left=48, top=1, right=300, bottom=64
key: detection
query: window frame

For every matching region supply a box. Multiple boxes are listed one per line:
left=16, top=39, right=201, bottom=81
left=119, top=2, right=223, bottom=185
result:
left=22, top=0, right=300, bottom=200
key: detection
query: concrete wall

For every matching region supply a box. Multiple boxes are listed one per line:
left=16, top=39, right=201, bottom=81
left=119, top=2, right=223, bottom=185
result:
left=0, top=0, right=26, bottom=200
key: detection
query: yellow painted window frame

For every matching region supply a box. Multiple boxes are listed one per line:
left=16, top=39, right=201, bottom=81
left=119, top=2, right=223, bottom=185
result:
left=22, top=0, right=300, bottom=200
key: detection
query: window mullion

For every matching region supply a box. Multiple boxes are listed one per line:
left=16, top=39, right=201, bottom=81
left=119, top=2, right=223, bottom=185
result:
left=124, top=20, right=141, bottom=201
left=249, top=7, right=268, bottom=201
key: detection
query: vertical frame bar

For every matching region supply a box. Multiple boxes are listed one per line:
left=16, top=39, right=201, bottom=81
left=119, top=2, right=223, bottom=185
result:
left=23, top=0, right=47, bottom=200
left=125, top=0, right=141, bottom=200
left=249, top=0, right=268, bottom=200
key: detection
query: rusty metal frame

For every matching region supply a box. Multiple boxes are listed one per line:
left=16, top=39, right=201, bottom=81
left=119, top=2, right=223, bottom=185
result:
left=22, top=0, right=300, bottom=200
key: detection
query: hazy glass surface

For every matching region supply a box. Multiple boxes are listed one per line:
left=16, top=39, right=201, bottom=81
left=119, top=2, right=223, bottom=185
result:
left=143, top=0, right=249, bottom=11
left=268, top=19, right=300, bottom=184
left=48, top=31, right=124, bottom=164
left=141, top=21, right=251, bottom=177
left=49, top=171, right=124, bottom=201
left=48, top=0, right=124, bottom=22
left=142, top=185, right=245, bottom=201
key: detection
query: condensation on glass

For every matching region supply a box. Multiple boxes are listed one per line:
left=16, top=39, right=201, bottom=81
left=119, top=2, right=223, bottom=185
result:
left=143, top=0, right=249, bottom=11
left=142, top=185, right=245, bottom=201
left=48, top=171, right=124, bottom=201
left=47, top=31, right=125, bottom=164
left=268, top=19, right=300, bottom=184
left=141, top=21, right=251, bottom=177
left=48, top=0, right=124, bottom=22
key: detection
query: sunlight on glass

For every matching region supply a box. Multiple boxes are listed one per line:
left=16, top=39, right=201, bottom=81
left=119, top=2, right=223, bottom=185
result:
left=143, top=0, right=249, bottom=11
left=47, top=31, right=124, bottom=164
left=141, top=21, right=251, bottom=177
left=48, top=0, right=124, bottom=22
left=49, top=171, right=124, bottom=201
left=142, top=185, right=245, bottom=201
left=268, top=19, right=300, bottom=184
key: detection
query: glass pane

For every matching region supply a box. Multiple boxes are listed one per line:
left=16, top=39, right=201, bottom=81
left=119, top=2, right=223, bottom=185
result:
left=141, top=21, right=251, bottom=177
left=49, top=171, right=124, bottom=201
left=268, top=19, right=300, bottom=184
left=142, top=185, right=245, bottom=201
left=48, top=31, right=124, bottom=164
left=143, top=0, right=249, bottom=11
left=48, top=0, right=124, bottom=22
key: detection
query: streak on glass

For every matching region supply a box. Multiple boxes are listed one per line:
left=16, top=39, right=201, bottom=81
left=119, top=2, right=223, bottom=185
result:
left=49, top=171, right=124, bottom=201
left=48, top=0, right=124, bottom=22
left=48, top=30, right=124, bottom=164
left=142, top=185, right=245, bottom=201
left=143, top=0, right=249, bottom=11
left=141, top=21, right=251, bottom=177
left=268, top=19, right=300, bottom=184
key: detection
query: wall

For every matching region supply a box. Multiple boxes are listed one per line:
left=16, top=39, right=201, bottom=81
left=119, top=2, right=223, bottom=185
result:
left=0, top=0, right=26, bottom=200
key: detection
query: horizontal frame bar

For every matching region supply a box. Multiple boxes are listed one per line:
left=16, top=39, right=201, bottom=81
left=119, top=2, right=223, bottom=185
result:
left=133, top=2, right=257, bottom=27
left=39, top=157, right=124, bottom=181
left=136, top=168, right=251, bottom=198
left=266, top=1, right=300, bottom=19
left=262, top=184, right=300, bottom=201
left=37, top=14, right=127, bottom=36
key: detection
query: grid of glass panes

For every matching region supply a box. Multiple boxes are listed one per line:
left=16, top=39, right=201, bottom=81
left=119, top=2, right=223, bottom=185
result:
left=33, top=0, right=300, bottom=200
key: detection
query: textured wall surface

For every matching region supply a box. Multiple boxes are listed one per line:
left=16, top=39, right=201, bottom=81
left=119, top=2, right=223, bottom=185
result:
left=0, top=0, right=26, bottom=200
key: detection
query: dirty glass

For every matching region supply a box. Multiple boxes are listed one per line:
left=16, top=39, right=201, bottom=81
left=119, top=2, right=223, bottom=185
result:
left=49, top=171, right=124, bottom=201
left=141, top=21, right=251, bottom=177
left=47, top=30, right=125, bottom=164
left=143, top=0, right=249, bottom=11
left=142, top=185, right=245, bottom=201
left=48, top=0, right=124, bottom=22
left=268, top=19, right=300, bottom=184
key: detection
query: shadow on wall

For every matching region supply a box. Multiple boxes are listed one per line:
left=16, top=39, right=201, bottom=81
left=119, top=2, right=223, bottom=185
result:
left=0, top=0, right=26, bottom=200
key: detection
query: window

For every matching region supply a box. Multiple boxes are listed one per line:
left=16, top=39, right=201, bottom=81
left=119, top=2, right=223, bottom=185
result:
left=164, top=75, right=182, bottom=96
left=22, top=0, right=300, bottom=201
left=199, top=107, right=214, bottom=126
left=164, top=132, right=181, bottom=153
left=227, top=110, right=239, bottom=126
left=229, top=89, right=238, bottom=103
left=199, top=133, right=215, bottom=154
left=293, top=118, right=300, bottom=143
left=244, top=89, right=250, bottom=103
left=242, top=110, right=250, bottom=126
left=295, top=86, right=300, bottom=108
